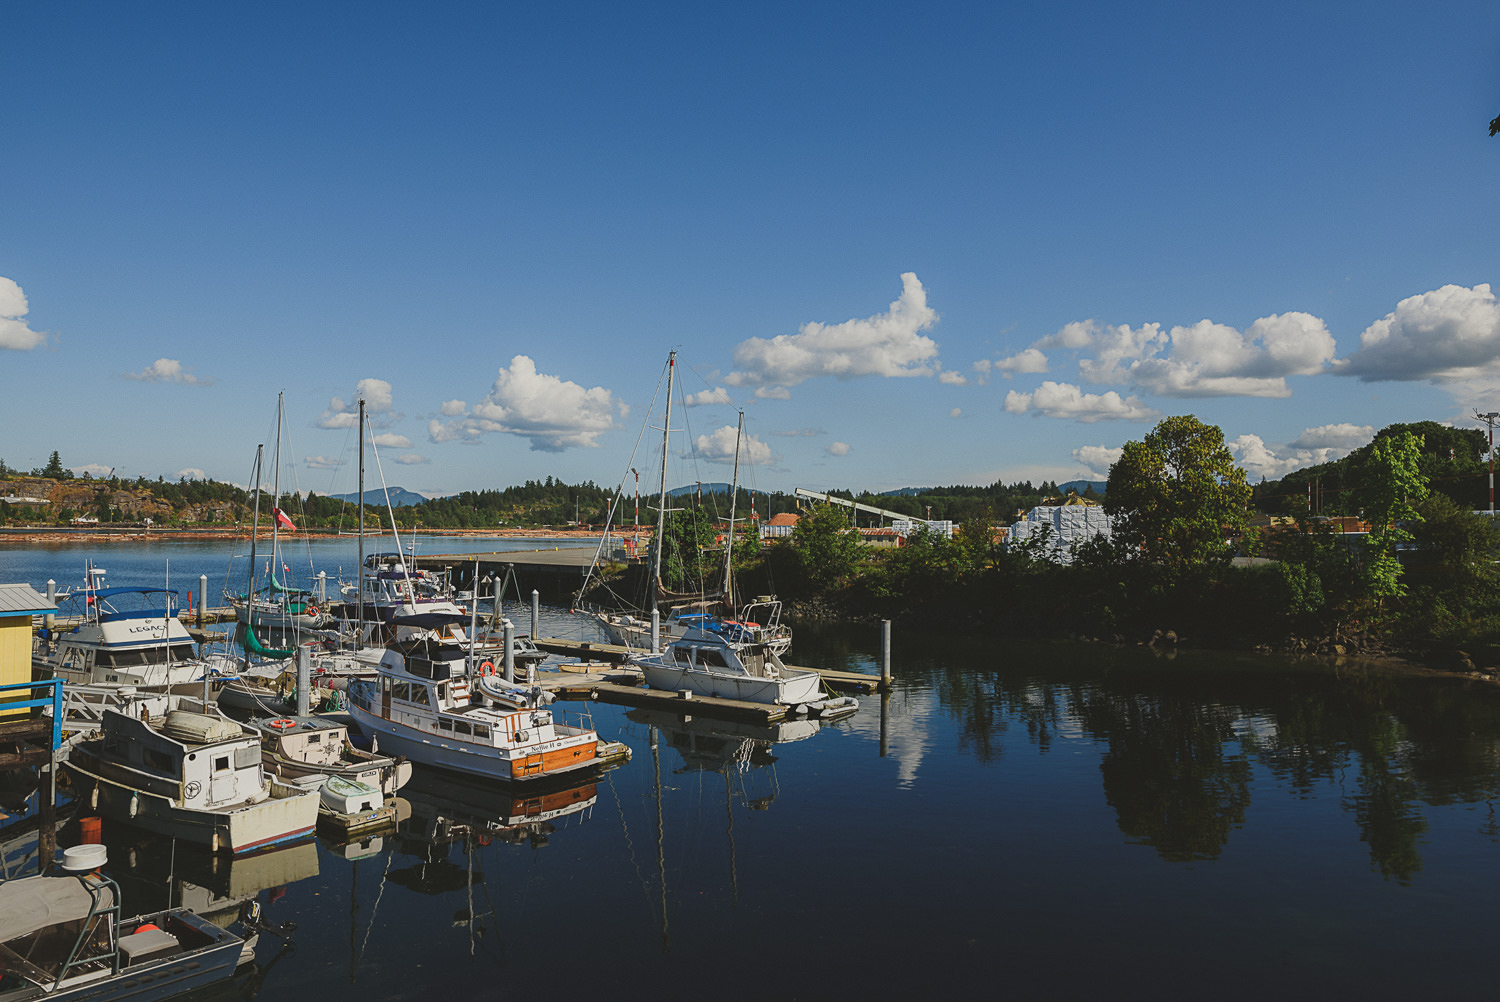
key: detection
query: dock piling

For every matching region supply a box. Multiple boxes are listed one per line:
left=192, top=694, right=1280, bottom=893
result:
left=531, top=589, right=539, bottom=640
left=45, top=580, right=55, bottom=629
left=881, top=619, right=892, bottom=688
left=503, top=619, right=515, bottom=682
left=197, top=575, right=208, bottom=625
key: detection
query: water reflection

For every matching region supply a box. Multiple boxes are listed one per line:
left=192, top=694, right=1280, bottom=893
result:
left=804, top=621, right=1500, bottom=884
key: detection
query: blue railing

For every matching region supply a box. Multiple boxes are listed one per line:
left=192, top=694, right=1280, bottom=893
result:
left=0, top=678, right=64, bottom=751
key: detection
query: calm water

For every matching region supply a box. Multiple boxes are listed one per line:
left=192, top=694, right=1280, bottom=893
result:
left=6, top=541, right=1500, bottom=1000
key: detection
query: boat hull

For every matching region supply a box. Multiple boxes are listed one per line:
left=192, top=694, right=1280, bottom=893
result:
left=639, top=661, right=824, bottom=705
left=64, top=757, right=319, bottom=855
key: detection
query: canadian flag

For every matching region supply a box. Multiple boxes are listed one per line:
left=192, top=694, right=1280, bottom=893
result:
left=273, top=507, right=296, bottom=531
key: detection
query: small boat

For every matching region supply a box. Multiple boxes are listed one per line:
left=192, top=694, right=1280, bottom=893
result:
left=312, top=774, right=399, bottom=838
left=62, top=699, right=321, bottom=855
left=631, top=626, right=837, bottom=709
left=346, top=614, right=606, bottom=783
left=241, top=713, right=411, bottom=796
left=0, top=864, right=244, bottom=1001
left=596, top=597, right=794, bottom=655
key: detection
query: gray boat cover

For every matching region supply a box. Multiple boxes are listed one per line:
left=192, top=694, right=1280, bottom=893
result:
left=0, top=875, right=113, bottom=943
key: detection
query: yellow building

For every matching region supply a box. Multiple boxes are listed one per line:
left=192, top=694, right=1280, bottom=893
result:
left=0, top=583, right=55, bottom=718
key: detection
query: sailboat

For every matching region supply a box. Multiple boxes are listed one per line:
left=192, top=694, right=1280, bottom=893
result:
left=227, top=395, right=334, bottom=651
left=583, top=357, right=792, bottom=655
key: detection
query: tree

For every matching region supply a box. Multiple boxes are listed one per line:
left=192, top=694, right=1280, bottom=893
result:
left=41, top=451, right=67, bottom=479
left=1104, top=415, right=1250, bottom=575
left=1357, top=430, right=1428, bottom=602
left=789, top=503, right=864, bottom=591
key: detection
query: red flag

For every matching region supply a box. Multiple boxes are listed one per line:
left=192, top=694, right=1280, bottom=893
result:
left=273, top=507, right=296, bottom=531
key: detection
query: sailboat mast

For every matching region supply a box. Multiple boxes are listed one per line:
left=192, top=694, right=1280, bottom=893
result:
left=357, top=398, right=365, bottom=637
left=723, top=410, right=743, bottom=614
left=245, top=444, right=263, bottom=666
left=650, top=351, right=676, bottom=626
left=270, top=391, right=284, bottom=584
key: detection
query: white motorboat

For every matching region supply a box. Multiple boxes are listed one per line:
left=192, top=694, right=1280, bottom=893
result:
left=346, top=614, right=605, bottom=783
left=241, top=713, right=411, bottom=796
left=33, top=573, right=232, bottom=694
left=62, top=699, right=321, bottom=855
left=631, top=626, right=830, bottom=707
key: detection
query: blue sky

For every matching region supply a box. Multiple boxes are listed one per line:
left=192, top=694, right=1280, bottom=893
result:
left=5, top=1, right=1500, bottom=500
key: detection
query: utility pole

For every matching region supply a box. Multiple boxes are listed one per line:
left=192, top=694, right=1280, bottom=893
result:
left=1478, top=411, right=1499, bottom=517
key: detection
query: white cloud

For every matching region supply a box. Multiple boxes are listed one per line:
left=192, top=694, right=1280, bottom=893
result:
left=122, top=358, right=214, bottom=385
left=949, top=408, right=963, bottom=418
left=694, top=425, right=773, bottom=466
left=1340, top=283, right=1500, bottom=383
left=754, top=386, right=792, bottom=400
left=0, top=278, right=46, bottom=351
left=1289, top=422, right=1376, bottom=452
left=319, top=378, right=398, bottom=429
left=1004, top=381, right=1160, bottom=422
left=989, top=347, right=1049, bottom=377
left=937, top=368, right=968, bottom=386
left=686, top=386, right=732, bottom=407
left=372, top=433, right=412, bottom=449
left=440, top=399, right=468, bottom=417
left=173, top=468, right=207, bottom=480
left=1072, top=445, right=1123, bottom=478
left=827, top=442, right=851, bottom=457
left=723, top=273, right=940, bottom=394
left=72, top=463, right=112, bottom=478
left=1056, top=313, right=1336, bottom=398
left=1228, top=423, right=1375, bottom=480
left=305, top=455, right=345, bottom=470
left=392, top=453, right=430, bottom=465
left=426, top=355, right=620, bottom=453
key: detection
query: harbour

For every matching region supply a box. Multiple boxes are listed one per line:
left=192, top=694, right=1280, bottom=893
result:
left=4, top=540, right=1500, bottom=999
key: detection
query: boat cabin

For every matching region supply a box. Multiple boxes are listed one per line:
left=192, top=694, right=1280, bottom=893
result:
left=96, top=708, right=265, bottom=810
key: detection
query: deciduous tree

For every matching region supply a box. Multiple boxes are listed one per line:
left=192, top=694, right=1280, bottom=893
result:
left=1104, top=415, right=1250, bottom=575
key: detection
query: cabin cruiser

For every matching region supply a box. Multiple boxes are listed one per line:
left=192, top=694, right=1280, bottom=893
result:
left=63, top=698, right=321, bottom=855
left=33, top=579, right=233, bottom=693
left=346, top=613, right=604, bottom=783
left=631, top=625, right=856, bottom=715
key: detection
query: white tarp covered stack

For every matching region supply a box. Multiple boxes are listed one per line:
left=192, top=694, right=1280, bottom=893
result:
left=1004, top=505, right=1113, bottom=564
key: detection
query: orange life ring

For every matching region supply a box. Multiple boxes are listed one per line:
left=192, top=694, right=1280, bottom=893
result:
left=268, top=718, right=296, bottom=730
left=479, top=660, right=496, bottom=676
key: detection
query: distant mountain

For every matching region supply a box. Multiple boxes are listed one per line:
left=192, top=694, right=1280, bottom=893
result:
left=1058, top=479, right=1106, bottom=495
left=878, top=487, right=928, bottom=497
left=325, top=487, right=436, bottom=508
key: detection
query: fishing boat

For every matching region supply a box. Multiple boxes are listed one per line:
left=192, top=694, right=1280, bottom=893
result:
left=62, top=700, right=321, bottom=855
left=0, top=862, right=244, bottom=1001
left=33, top=568, right=233, bottom=694
left=345, top=613, right=605, bottom=782
left=241, top=714, right=411, bottom=796
left=631, top=625, right=853, bottom=711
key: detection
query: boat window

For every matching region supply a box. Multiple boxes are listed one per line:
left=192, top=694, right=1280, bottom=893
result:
left=472, top=724, right=489, bottom=740
left=307, top=733, right=322, bottom=744
left=439, top=718, right=453, bottom=731
left=408, top=686, right=431, bottom=706
left=672, top=647, right=692, bottom=665
left=213, top=755, right=230, bottom=772
left=453, top=720, right=472, bottom=736
left=696, top=648, right=729, bottom=669
left=393, top=681, right=411, bottom=702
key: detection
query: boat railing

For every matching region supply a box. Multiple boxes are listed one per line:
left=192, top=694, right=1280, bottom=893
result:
left=0, top=678, right=63, bottom=756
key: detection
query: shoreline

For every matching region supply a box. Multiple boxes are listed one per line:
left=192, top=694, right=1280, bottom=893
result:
left=0, top=526, right=628, bottom=545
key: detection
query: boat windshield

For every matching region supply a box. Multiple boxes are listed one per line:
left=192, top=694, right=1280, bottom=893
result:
left=97, top=643, right=198, bottom=668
